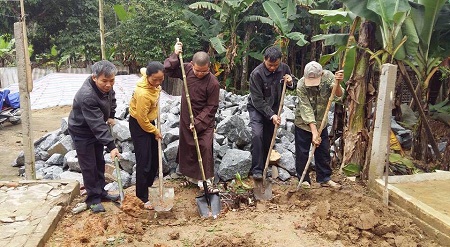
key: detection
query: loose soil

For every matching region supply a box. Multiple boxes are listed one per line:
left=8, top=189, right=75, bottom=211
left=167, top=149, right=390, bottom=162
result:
left=0, top=106, right=443, bottom=246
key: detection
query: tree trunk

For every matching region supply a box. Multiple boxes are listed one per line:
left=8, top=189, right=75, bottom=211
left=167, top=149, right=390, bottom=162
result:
left=288, top=43, right=297, bottom=76
left=240, top=24, right=253, bottom=93
left=342, top=21, right=374, bottom=173
left=162, top=77, right=182, bottom=96
left=98, top=0, right=106, bottom=60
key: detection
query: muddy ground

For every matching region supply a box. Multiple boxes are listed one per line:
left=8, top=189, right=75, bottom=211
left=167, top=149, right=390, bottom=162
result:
left=0, top=106, right=443, bottom=246
left=45, top=179, right=441, bottom=247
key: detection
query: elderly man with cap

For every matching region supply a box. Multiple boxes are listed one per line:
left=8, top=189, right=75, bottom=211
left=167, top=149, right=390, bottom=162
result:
left=294, top=61, right=344, bottom=189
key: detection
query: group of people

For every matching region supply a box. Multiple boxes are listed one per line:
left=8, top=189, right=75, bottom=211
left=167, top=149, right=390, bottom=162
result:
left=68, top=42, right=344, bottom=213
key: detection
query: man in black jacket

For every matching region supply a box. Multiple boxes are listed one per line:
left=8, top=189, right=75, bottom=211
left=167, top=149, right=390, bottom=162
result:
left=68, top=60, right=121, bottom=213
left=247, top=46, right=296, bottom=180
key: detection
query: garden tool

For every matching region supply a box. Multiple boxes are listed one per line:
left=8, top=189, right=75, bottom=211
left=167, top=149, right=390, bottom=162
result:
left=177, top=38, right=221, bottom=218
left=109, top=125, right=125, bottom=206
left=253, top=75, right=288, bottom=200
left=148, top=96, right=175, bottom=211
left=114, top=156, right=125, bottom=205
left=287, top=70, right=342, bottom=198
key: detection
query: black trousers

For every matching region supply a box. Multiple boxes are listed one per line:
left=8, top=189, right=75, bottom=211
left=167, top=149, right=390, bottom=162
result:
left=70, top=135, right=107, bottom=207
left=248, top=105, right=275, bottom=176
left=129, top=116, right=159, bottom=203
left=295, top=127, right=332, bottom=183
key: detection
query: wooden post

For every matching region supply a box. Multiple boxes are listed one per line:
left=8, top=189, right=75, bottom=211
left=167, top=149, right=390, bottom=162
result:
left=99, top=0, right=106, bottom=60
left=14, top=22, right=35, bottom=180
left=369, top=64, right=397, bottom=189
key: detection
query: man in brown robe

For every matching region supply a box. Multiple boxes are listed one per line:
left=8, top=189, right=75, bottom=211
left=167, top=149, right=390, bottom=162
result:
left=164, top=41, right=220, bottom=193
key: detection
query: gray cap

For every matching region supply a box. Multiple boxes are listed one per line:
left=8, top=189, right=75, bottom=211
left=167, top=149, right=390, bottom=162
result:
left=304, top=61, right=323, bottom=85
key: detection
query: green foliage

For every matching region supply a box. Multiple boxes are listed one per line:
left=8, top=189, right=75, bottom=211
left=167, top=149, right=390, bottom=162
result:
left=429, top=99, right=450, bottom=114
left=254, top=0, right=309, bottom=56
left=0, top=35, right=15, bottom=66
left=342, top=163, right=361, bottom=176
left=389, top=153, right=420, bottom=174
left=112, top=0, right=201, bottom=68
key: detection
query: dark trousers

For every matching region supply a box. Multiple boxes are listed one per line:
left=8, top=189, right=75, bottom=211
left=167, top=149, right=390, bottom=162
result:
left=71, top=136, right=107, bottom=207
left=295, top=127, right=332, bottom=183
left=248, top=105, right=275, bottom=176
left=129, top=116, right=159, bottom=203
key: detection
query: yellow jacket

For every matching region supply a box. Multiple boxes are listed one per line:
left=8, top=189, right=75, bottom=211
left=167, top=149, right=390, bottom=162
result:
left=129, top=68, right=161, bottom=135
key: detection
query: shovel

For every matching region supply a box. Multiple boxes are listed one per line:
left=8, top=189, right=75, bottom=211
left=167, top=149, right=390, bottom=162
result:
left=253, top=76, right=288, bottom=200
left=114, top=157, right=125, bottom=205
left=177, top=38, right=221, bottom=218
left=148, top=96, right=175, bottom=211
left=287, top=70, right=342, bottom=198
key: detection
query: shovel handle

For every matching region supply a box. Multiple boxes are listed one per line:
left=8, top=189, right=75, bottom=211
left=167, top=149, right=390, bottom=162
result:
left=262, top=78, right=288, bottom=182
left=157, top=95, right=164, bottom=199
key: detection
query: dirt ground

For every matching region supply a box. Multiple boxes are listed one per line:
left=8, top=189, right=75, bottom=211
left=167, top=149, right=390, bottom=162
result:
left=0, top=106, right=443, bottom=246
left=0, top=105, right=72, bottom=180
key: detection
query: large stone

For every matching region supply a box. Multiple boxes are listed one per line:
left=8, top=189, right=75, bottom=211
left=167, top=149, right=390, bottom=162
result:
left=217, top=149, right=251, bottom=181
left=47, top=135, right=74, bottom=156
left=112, top=120, right=131, bottom=141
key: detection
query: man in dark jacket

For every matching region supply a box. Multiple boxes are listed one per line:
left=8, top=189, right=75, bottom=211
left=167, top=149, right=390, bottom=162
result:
left=247, top=46, right=296, bottom=180
left=68, top=60, right=121, bottom=213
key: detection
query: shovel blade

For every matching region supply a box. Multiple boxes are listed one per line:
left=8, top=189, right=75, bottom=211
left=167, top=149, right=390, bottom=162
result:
left=149, top=187, right=175, bottom=211
left=196, top=193, right=221, bottom=218
left=253, top=179, right=273, bottom=200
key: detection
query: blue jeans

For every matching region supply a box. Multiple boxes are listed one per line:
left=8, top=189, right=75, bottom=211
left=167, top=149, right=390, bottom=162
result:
left=295, top=127, right=332, bottom=183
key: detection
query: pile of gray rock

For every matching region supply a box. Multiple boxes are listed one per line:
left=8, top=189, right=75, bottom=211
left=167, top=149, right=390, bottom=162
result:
left=12, top=89, right=299, bottom=189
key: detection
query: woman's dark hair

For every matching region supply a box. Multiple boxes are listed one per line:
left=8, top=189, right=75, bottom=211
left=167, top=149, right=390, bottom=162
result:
left=146, top=61, right=164, bottom=76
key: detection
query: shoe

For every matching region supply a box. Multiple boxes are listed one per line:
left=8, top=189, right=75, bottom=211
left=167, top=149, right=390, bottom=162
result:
left=198, top=185, right=220, bottom=194
left=320, top=180, right=341, bottom=189
left=90, top=203, right=106, bottom=213
left=207, top=185, right=220, bottom=194
left=180, top=180, right=192, bottom=187
left=143, top=201, right=154, bottom=210
left=252, top=173, right=263, bottom=180
left=301, top=181, right=311, bottom=189
left=103, top=193, right=120, bottom=202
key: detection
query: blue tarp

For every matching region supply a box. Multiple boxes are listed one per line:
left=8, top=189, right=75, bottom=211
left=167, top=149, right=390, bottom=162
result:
left=0, top=89, right=20, bottom=109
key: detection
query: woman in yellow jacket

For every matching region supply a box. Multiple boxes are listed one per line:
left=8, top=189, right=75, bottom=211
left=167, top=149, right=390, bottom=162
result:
left=128, top=61, right=164, bottom=209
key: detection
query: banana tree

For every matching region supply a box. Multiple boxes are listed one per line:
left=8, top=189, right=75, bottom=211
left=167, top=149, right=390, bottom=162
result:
left=341, top=0, right=449, bottom=162
left=400, top=0, right=449, bottom=161
left=245, top=0, right=308, bottom=60
left=309, top=8, right=376, bottom=177
left=186, top=0, right=257, bottom=91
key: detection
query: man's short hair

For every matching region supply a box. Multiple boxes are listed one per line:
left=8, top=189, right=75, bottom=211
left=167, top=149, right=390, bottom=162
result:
left=264, top=46, right=282, bottom=62
left=92, top=60, right=118, bottom=77
left=192, top=51, right=210, bottom=66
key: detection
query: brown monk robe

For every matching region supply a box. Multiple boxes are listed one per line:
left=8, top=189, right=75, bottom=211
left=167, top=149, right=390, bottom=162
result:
left=164, top=45, right=220, bottom=185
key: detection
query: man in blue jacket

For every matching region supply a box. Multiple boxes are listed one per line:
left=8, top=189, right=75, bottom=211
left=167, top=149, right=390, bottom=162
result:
left=68, top=60, right=121, bottom=213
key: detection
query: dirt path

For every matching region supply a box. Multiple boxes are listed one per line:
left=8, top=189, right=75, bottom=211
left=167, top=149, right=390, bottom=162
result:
left=0, top=105, right=71, bottom=180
